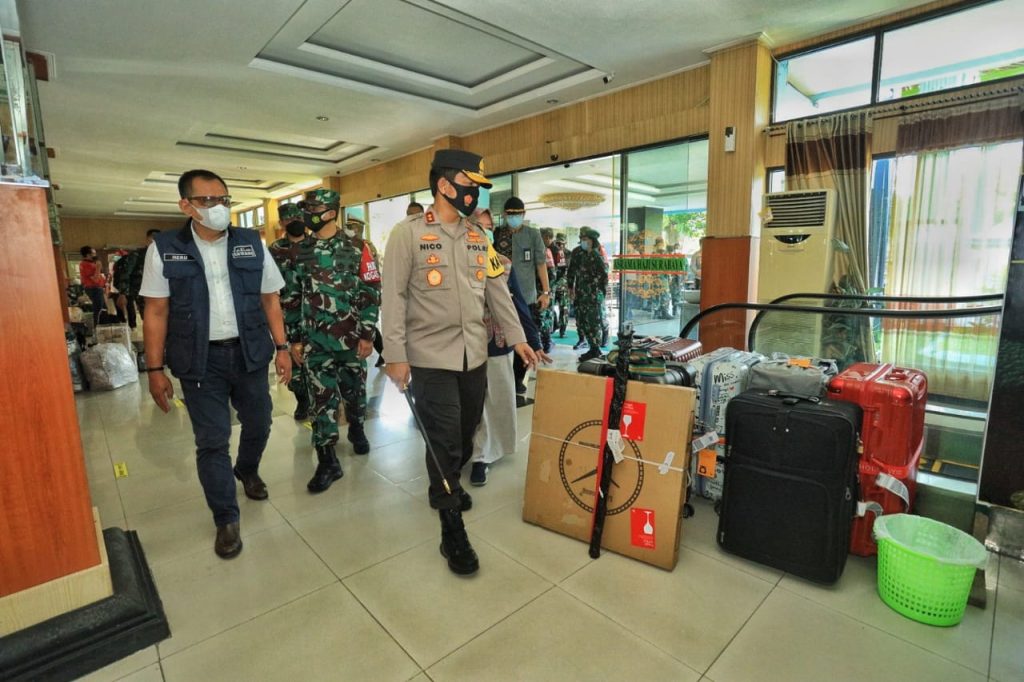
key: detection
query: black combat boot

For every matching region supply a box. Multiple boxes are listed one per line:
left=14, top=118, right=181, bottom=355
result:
left=346, top=420, right=370, bottom=455
left=307, top=445, right=343, bottom=493
left=438, top=508, right=479, bottom=575
left=293, top=395, right=310, bottom=421
left=579, top=346, right=602, bottom=362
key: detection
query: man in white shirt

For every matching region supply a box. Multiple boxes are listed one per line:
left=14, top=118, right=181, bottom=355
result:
left=140, top=169, right=290, bottom=559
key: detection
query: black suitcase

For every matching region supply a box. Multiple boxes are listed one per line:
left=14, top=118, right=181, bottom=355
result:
left=577, top=358, right=695, bottom=386
left=716, top=390, right=861, bottom=583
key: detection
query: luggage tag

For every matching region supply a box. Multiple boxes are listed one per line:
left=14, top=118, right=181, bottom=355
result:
left=696, top=449, right=717, bottom=478
left=692, top=431, right=719, bottom=452
left=787, top=357, right=812, bottom=368
left=606, top=429, right=625, bottom=464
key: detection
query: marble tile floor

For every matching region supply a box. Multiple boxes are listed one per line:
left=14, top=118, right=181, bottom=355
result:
left=72, top=347, right=1022, bottom=682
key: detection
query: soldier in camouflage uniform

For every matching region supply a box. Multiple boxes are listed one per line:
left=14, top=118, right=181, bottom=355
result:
left=269, top=203, right=315, bottom=420
left=566, top=227, right=608, bottom=361
left=112, top=229, right=159, bottom=328
left=551, top=233, right=570, bottom=337
left=292, top=189, right=382, bottom=493
left=343, top=216, right=387, bottom=367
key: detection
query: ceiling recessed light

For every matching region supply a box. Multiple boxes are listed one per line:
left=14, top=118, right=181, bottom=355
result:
left=546, top=98, right=559, bottom=104
left=316, top=115, right=329, bottom=121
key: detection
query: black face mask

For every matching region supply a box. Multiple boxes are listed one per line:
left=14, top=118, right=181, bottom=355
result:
left=284, top=221, right=306, bottom=238
left=303, top=208, right=335, bottom=232
left=442, top=180, right=480, bottom=217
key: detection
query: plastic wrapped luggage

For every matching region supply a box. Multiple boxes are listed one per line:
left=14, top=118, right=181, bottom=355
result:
left=827, top=362, right=928, bottom=556
left=634, top=336, right=703, bottom=362
left=80, top=343, right=139, bottom=390
left=690, top=348, right=763, bottom=501
left=717, top=390, right=862, bottom=583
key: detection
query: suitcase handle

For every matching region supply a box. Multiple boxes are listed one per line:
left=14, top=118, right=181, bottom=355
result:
left=765, top=389, right=821, bottom=405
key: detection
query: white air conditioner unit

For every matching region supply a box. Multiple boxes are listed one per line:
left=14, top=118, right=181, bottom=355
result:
left=756, top=189, right=837, bottom=356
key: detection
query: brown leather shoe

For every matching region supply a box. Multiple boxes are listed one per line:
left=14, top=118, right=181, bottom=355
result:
left=233, top=467, right=268, bottom=500
left=214, top=522, right=242, bottom=559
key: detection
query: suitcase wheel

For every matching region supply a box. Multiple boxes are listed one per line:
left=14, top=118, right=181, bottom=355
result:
left=713, top=500, right=722, bottom=515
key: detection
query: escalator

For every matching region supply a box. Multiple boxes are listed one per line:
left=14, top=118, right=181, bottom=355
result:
left=680, top=293, right=1003, bottom=495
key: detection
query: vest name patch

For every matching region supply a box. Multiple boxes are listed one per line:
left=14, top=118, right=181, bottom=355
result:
left=163, top=253, right=194, bottom=262
left=232, top=244, right=257, bottom=258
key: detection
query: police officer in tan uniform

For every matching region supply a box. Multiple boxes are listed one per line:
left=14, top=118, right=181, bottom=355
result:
left=382, top=149, right=537, bottom=576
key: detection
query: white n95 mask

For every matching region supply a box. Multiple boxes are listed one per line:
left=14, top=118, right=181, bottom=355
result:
left=196, top=204, right=231, bottom=231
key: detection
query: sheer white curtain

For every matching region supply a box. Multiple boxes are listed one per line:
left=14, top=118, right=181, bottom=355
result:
left=882, top=140, right=1022, bottom=401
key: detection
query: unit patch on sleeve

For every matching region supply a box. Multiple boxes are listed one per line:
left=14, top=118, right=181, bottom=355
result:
left=486, top=243, right=505, bottom=278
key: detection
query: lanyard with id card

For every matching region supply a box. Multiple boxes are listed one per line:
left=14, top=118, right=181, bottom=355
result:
left=522, top=247, right=532, bottom=263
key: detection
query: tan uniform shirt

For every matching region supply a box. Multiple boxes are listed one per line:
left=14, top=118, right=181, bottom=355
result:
left=382, top=208, right=527, bottom=371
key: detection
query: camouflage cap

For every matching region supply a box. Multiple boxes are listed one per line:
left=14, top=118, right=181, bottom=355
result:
left=580, top=227, right=601, bottom=242
left=303, top=188, right=340, bottom=208
left=345, top=216, right=365, bottom=229
left=555, top=233, right=566, bottom=243
left=278, top=203, right=302, bottom=220
left=539, top=227, right=554, bottom=239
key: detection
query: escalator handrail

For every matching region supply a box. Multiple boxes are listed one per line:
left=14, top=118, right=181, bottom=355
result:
left=745, top=292, right=1005, bottom=352
left=766, top=292, right=1004, bottom=305
left=675, top=301, right=1002, bottom=348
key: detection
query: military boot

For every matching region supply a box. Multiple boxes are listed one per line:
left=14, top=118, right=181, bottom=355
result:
left=346, top=420, right=370, bottom=455
left=307, top=445, right=343, bottom=493
left=438, top=508, right=479, bottom=575
left=601, top=323, right=610, bottom=347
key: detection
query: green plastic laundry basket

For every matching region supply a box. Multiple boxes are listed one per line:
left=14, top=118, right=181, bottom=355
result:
left=873, top=514, right=988, bottom=627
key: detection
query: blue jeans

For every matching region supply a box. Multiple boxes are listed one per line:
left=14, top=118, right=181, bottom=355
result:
left=179, top=343, right=272, bottom=526
left=85, top=287, right=105, bottom=326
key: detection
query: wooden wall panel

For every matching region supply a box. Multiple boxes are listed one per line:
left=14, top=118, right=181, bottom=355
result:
left=335, top=66, right=711, bottom=205
left=699, top=235, right=760, bottom=351
left=61, top=216, right=182, bottom=253
left=706, top=41, right=772, bottom=239
left=0, top=185, right=100, bottom=596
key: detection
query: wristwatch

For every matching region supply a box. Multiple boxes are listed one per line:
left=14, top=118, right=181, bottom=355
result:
left=275, top=343, right=290, bottom=351
left=540, top=291, right=550, bottom=296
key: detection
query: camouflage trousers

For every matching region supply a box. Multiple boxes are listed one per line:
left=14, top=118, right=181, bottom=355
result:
left=288, top=360, right=311, bottom=406
left=575, top=293, right=605, bottom=346
left=534, top=302, right=552, bottom=351
left=306, top=349, right=367, bottom=448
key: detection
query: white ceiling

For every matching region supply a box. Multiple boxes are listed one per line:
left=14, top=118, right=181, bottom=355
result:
left=16, top=0, right=932, bottom=217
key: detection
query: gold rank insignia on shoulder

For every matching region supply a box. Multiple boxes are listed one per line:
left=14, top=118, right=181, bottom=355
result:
left=466, top=230, right=483, bottom=243
left=486, top=242, right=505, bottom=278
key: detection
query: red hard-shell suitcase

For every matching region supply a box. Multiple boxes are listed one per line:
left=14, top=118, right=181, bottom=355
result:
left=827, top=362, right=928, bottom=556
left=827, top=363, right=927, bottom=468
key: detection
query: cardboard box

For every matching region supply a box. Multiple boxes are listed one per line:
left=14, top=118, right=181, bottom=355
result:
left=94, top=323, right=132, bottom=354
left=523, top=369, right=695, bottom=570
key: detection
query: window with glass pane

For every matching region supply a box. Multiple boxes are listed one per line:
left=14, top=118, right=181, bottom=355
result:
left=774, top=37, right=875, bottom=123
left=255, top=206, right=265, bottom=226
left=621, top=141, right=708, bottom=338
left=367, top=195, right=409, bottom=251
left=767, top=168, right=786, bottom=193
left=879, top=0, right=1024, bottom=102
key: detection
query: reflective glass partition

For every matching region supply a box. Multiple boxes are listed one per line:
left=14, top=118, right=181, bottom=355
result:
left=516, top=156, right=622, bottom=331
left=620, top=140, right=708, bottom=338
left=367, top=195, right=408, bottom=251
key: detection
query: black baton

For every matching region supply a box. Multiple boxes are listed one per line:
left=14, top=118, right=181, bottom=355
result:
left=403, top=387, right=453, bottom=496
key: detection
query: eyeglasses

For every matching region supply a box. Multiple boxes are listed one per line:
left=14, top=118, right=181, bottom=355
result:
left=187, top=195, right=231, bottom=208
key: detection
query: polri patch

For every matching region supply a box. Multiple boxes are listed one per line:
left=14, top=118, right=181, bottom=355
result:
left=232, top=244, right=257, bottom=258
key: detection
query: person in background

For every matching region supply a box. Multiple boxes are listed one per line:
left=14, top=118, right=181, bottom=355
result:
left=468, top=208, right=550, bottom=486
left=293, top=189, right=380, bottom=493
left=550, top=233, right=570, bottom=337
left=113, top=229, right=160, bottom=329
left=269, top=203, right=314, bottom=421
left=567, top=227, right=608, bottom=362
left=406, top=201, right=424, bottom=216
left=78, top=245, right=108, bottom=327
left=382, top=149, right=537, bottom=576
left=493, top=196, right=550, bottom=397
left=535, top=227, right=557, bottom=352
left=343, top=216, right=386, bottom=368
left=690, top=245, right=702, bottom=290
left=140, top=169, right=290, bottom=559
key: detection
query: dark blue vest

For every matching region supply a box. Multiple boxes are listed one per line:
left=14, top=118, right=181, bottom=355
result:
left=153, top=221, right=274, bottom=381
